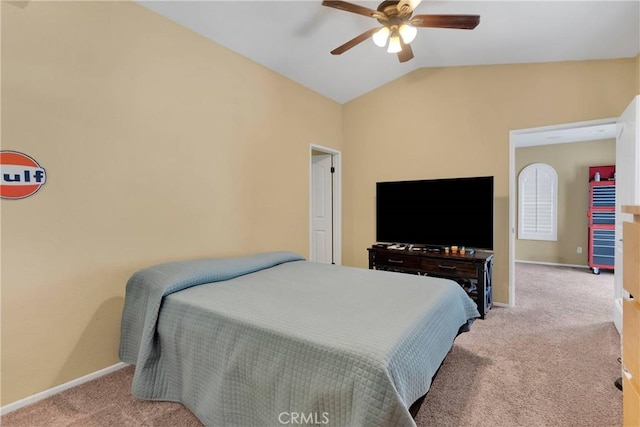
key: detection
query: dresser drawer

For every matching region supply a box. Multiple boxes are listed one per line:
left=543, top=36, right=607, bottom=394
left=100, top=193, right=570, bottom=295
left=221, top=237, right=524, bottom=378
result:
left=374, top=253, right=422, bottom=270
left=623, top=221, right=640, bottom=297
left=623, top=373, right=640, bottom=427
left=420, top=258, right=477, bottom=278
left=623, top=298, right=640, bottom=379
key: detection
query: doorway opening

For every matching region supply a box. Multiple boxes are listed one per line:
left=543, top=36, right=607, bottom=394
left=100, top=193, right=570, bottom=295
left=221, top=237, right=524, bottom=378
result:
left=309, top=144, right=342, bottom=265
left=508, top=118, right=617, bottom=308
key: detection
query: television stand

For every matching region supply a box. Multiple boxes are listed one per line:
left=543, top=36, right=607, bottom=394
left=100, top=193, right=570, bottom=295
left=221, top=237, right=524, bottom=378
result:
left=367, top=246, right=493, bottom=318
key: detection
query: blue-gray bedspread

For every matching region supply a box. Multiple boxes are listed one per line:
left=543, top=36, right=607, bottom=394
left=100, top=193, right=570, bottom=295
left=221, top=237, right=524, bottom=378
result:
left=119, top=251, right=479, bottom=427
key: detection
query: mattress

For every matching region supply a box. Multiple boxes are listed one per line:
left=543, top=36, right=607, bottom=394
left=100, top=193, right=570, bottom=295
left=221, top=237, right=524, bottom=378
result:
left=119, top=251, right=479, bottom=426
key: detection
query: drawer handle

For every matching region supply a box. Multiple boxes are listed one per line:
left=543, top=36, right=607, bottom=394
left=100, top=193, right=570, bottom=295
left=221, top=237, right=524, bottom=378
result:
left=387, top=259, right=404, bottom=264
left=438, top=264, right=457, bottom=270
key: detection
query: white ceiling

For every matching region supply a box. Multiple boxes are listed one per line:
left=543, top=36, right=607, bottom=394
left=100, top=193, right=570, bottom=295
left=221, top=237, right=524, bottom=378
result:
left=138, top=1, right=640, bottom=104
left=513, top=120, right=617, bottom=147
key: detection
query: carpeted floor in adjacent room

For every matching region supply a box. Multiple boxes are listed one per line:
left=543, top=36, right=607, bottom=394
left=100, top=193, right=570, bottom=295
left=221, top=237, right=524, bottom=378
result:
left=1, top=263, right=622, bottom=427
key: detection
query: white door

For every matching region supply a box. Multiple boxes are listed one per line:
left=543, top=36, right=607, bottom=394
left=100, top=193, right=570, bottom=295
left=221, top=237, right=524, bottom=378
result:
left=614, top=95, right=640, bottom=334
left=311, top=154, right=333, bottom=264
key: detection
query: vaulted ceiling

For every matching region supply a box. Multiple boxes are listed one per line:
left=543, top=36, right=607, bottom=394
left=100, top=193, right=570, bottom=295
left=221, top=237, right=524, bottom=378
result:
left=138, top=1, right=640, bottom=104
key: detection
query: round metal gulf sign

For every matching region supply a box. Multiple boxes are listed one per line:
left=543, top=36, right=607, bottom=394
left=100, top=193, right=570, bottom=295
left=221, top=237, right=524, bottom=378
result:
left=0, top=151, right=47, bottom=199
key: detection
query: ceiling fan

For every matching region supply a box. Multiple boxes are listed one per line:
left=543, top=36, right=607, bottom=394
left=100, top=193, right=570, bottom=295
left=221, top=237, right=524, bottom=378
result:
left=321, top=0, right=480, bottom=63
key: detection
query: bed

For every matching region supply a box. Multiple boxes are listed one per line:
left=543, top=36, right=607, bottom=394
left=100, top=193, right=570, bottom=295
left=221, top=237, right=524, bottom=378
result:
left=119, top=251, right=479, bottom=427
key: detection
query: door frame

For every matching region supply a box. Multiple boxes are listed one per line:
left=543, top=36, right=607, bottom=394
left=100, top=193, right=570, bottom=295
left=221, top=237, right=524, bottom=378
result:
left=508, top=117, right=617, bottom=308
left=309, top=144, right=342, bottom=265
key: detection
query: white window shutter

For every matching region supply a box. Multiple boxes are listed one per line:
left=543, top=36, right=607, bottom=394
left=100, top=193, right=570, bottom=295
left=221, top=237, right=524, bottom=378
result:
left=518, top=163, right=558, bottom=241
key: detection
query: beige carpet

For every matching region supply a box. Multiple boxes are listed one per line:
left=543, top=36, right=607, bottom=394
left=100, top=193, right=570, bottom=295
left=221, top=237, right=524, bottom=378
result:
left=2, top=263, right=622, bottom=426
left=415, top=263, right=621, bottom=427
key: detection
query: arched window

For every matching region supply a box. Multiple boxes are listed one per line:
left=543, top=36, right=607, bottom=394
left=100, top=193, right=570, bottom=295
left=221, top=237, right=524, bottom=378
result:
left=518, top=163, right=558, bottom=241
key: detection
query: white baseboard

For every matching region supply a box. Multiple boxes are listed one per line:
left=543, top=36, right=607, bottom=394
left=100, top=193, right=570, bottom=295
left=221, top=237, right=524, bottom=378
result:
left=515, top=260, right=589, bottom=269
left=492, top=302, right=509, bottom=308
left=0, top=362, right=129, bottom=415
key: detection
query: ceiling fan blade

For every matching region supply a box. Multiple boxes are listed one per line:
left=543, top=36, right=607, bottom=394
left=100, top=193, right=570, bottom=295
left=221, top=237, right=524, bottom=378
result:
left=397, top=41, right=414, bottom=63
left=330, top=27, right=380, bottom=55
left=321, top=1, right=382, bottom=19
left=411, top=14, right=480, bottom=30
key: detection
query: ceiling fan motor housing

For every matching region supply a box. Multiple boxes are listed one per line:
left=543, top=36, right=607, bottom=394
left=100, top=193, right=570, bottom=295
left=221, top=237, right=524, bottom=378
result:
left=377, top=0, right=413, bottom=26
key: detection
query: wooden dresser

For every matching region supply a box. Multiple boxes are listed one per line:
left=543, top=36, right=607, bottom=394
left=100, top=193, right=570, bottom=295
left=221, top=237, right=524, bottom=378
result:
left=622, top=205, right=640, bottom=426
left=367, top=246, right=493, bottom=318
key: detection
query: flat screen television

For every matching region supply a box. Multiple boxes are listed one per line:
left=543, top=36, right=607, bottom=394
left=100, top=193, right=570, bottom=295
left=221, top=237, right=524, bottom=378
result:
left=376, top=176, right=494, bottom=250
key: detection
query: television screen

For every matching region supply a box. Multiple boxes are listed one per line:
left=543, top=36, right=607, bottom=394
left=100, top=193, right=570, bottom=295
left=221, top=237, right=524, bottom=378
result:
left=376, top=176, right=494, bottom=250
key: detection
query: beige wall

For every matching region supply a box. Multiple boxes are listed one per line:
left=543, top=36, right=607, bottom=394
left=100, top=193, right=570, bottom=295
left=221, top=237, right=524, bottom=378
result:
left=637, top=54, right=640, bottom=93
left=515, top=140, right=616, bottom=265
left=1, top=1, right=342, bottom=404
left=342, top=59, right=637, bottom=305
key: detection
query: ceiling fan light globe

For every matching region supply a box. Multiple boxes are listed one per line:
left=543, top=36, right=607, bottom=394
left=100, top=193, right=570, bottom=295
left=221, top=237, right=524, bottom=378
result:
left=372, top=27, right=390, bottom=48
left=387, top=35, right=402, bottom=53
left=399, top=24, right=417, bottom=44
